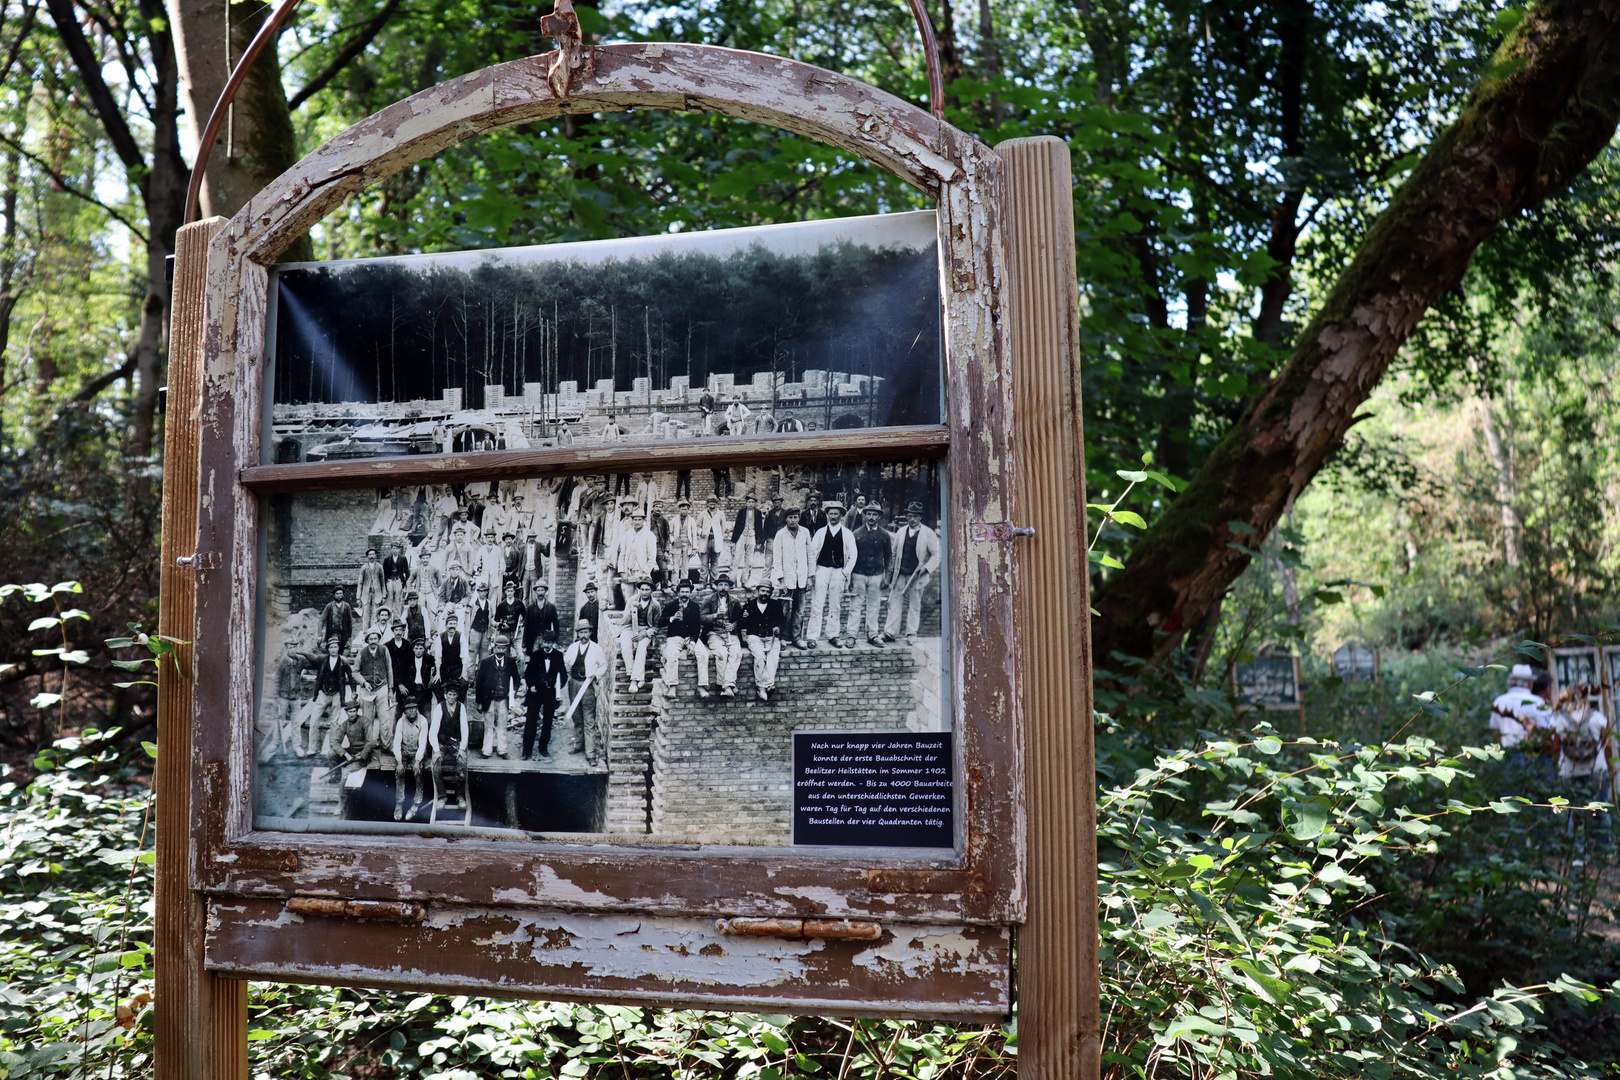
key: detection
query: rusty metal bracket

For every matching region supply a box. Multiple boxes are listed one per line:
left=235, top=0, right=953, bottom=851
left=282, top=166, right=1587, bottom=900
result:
left=903, top=0, right=945, bottom=119
left=184, top=0, right=305, bottom=223
left=716, top=917, right=882, bottom=940
left=970, top=522, right=1036, bottom=542
left=285, top=896, right=426, bottom=922
left=541, top=0, right=595, bottom=99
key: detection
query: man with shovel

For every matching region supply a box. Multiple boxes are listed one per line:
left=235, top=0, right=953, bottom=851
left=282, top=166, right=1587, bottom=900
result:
left=561, top=618, right=609, bottom=766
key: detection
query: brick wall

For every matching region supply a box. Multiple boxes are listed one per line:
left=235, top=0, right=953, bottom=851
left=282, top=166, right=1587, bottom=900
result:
left=648, top=646, right=933, bottom=843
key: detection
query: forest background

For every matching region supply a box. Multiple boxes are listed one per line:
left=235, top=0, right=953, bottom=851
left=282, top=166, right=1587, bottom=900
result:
left=5, top=0, right=1620, bottom=1075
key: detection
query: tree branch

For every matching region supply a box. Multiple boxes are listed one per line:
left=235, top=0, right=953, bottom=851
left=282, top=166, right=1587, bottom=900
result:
left=0, top=130, right=149, bottom=241
left=288, top=0, right=404, bottom=110
left=1093, top=0, right=1620, bottom=666
left=73, top=353, right=137, bottom=401
left=43, top=0, right=146, bottom=172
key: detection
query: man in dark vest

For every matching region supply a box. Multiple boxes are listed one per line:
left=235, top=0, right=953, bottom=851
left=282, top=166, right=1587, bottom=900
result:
left=300, top=636, right=357, bottom=757
left=659, top=579, right=710, bottom=699
left=437, top=611, right=468, bottom=688
left=395, top=637, right=436, bottom=717
left=430, top=680, right=471, bottom=817
left=805, top=504, right=856, bottom=647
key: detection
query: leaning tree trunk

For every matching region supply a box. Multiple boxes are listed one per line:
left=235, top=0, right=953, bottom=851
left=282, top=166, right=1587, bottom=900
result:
left=1092, top=0, right=1620, bottom=666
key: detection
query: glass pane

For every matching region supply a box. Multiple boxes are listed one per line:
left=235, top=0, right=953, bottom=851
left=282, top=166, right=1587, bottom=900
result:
left=265, top=212, right=942, bottom=465
left=253, top=457, right=952, bottom=848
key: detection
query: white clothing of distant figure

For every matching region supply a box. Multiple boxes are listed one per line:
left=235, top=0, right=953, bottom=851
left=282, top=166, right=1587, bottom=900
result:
left=1552, top=704, right=1610, bottom=781
left=1489, top=678, right=1550, bottom=748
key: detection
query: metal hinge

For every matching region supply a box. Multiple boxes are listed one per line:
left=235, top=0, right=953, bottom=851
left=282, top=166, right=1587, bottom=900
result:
left=175, top=551, right=222, bottom=570
left=969, top=522, right=1036, bottom=542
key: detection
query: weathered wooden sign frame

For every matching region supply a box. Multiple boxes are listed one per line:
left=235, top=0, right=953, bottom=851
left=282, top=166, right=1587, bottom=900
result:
left=157, top=42, right=1096, bottom=1080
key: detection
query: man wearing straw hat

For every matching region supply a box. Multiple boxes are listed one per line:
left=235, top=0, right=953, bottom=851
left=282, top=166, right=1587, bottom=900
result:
left=1490, top=664, right=1551, bottom=749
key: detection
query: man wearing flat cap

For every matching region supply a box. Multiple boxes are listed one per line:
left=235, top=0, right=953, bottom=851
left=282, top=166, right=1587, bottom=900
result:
left=299, top=635, right=359, bottom=758
left=884, top=500, right=940, bottom=645
left=474, top=633, right=519, bottom=758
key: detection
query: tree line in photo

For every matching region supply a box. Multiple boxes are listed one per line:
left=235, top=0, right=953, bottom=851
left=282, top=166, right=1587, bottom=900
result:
left=272, top=238, right=941, bottom=426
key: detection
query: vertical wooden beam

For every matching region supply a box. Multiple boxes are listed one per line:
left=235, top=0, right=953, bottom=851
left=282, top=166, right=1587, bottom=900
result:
left=157, top=216, right=247, bottom=1080
left=996, top=136, right=1100, bottom=1080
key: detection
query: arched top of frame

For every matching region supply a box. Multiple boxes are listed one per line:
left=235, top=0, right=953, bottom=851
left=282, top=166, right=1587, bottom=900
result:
left=218, top=43, right=1000, bottom=266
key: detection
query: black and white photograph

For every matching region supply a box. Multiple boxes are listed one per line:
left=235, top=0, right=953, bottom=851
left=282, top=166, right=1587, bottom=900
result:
left=265, top=212, right=941, bottom=465
left=253, top=458, right=950, bottom=845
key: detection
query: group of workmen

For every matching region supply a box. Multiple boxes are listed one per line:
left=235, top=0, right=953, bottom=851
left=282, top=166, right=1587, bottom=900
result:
left=1489, top=663, right=1613, bottom=794
left=259, top=472, right=943, bottom=823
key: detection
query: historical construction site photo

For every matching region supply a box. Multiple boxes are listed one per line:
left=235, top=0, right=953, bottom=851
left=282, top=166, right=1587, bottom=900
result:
left=265, top=211, right=941, bottom=465
left=253, top=458, right=949, bottom=846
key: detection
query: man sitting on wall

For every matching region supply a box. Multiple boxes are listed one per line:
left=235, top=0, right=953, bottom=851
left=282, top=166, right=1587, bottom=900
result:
left=740, top=582, right=791, bottom=702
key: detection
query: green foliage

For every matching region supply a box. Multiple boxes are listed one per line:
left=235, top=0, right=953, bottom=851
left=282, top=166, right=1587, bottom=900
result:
left=1098, top=729, right=1618, bottom=1078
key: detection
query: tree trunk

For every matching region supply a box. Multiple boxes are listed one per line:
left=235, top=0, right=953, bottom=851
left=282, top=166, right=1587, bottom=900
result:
left=167, top=0, right=305, bottom=237
left=1476, top=395, right=1521, bottom=568
left=1092, top=0, right=1620, bottom=666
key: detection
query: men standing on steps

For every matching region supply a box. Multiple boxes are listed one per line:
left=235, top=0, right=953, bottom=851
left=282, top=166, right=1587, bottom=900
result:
left=403, top=590, right=429, bottom=648
left=615, top=578, right=661, bottom=693
left=576, top=581, right=601, bottom=642
left=430, top=680, right=471, bottom=816
left=702, top=576, right=745, bottom=697
left=382, top=541, right=410, bottom=614
left=522, top=634, right=567, bottom=760
left=668, top=498, right=701, bottom=584
left=522, top=582, right=561, bottom=659
left=699, top=495, right=729, bottom=582
left=562, top=619, right=609, bottom=766
left=396, top=637, right=436, bottom=717
left=475, top=634, right=519, bottom=759
left=467, top=582, right=492, bottom=660
left=660, top=579, right=711, bottom=699
left=392, top=698, right=430, bottom=821
left=614, top=509, right=660, bottom=592
left=300, top=637, right=358, bottom=758
left=771, top=509, right=812, bottom=648
left=355, top=629, right=395, bottom=746
left=731, top=493, right=765, bottom=586
left=741, top=582, right=790, bottom=701
left=849, top=505, right=893, bottom=647
left=321, top=586, right=357, bottom=651
left=806, top=504, right=857, bottom=648
left=884, top=501, right=941, bottom=645
left=437, top=611, right=468, bottom=690
left=357, top=547, right=385, bottom=629
left=762, top=493, right=788, bottom=546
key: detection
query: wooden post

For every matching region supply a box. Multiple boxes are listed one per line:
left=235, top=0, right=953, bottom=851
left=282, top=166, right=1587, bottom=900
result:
left=157, top=216, right=248, bottom=1080
left=997, top=136, right=1101, bottom=1080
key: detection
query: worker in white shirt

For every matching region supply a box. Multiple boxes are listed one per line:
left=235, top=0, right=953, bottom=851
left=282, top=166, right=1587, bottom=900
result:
left=1489, top=664, right=1551, bottom=749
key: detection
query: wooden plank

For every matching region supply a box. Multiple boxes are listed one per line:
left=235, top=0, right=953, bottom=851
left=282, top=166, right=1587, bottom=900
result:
left=156, top=217, right=246, bottom=1080
left=207, top=899, right=1011, bottom=1020
left=241, top=426, right=950, bottom=492
left=997, top=137, right=1100, bottom=1080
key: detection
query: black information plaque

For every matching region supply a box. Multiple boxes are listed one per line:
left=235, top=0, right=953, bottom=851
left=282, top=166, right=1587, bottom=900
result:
left=792, top=731, right=954, bottom=848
